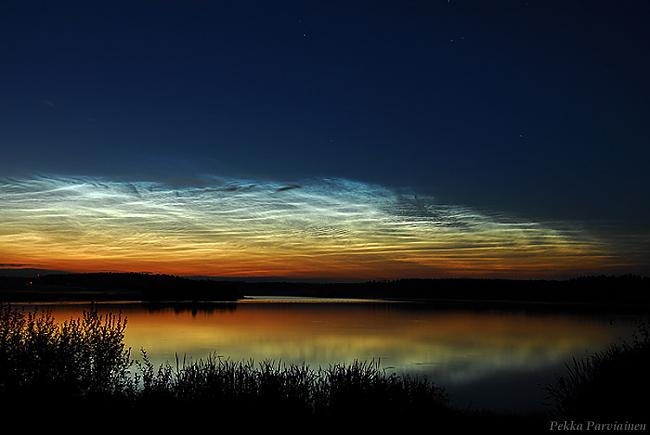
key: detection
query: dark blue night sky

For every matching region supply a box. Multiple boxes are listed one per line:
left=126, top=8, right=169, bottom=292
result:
left=1, top=1, right=649, bottom=277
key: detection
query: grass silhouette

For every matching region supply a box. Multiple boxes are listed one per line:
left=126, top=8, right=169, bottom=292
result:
left=547, top=323, right=650, bottom=420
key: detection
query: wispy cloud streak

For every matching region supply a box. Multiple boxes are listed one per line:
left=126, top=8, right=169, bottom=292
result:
left=0, top=175, right=618, bottom=278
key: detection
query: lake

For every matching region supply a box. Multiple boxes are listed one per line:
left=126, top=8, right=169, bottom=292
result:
left=23, top=298, right=642, bottom=412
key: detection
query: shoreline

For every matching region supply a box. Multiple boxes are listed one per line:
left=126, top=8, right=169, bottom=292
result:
left=3, top=295, right=649, bottom=314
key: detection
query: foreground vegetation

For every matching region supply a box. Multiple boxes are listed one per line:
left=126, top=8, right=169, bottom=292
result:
left=547, top=323, right=650, bottom=420
left=0, top=305, right=646, bottom=430
left=0, top=305, right=451, bottom=424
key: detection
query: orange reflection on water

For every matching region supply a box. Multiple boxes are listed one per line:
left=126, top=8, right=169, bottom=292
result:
left=43, top=302, right=637, bottom=386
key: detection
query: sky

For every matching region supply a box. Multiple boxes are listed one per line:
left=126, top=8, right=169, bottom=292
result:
left=1, top=1, right=648, bottom=279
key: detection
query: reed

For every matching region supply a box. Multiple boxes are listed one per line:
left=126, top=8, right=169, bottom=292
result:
left=547, top=323, right=650, bottom=419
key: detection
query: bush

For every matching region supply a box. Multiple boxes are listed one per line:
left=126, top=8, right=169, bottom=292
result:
left=0, top=305, right=133, bottom=400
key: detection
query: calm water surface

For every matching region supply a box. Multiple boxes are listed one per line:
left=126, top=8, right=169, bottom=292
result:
left=28, top=298, right=641, bottom=412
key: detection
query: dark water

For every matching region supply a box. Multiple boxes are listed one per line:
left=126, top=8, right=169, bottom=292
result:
left=28, top=298, right=641, bottom=412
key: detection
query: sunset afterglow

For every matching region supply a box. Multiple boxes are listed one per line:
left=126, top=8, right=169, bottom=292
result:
left=0, top=175, right=617, bottom=279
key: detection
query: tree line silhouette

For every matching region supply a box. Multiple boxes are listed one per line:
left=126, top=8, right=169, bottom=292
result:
left=0, top=273, right=647, bottom=310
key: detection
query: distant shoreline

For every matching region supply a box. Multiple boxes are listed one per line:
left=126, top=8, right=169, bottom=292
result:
left=0, top=273, right=648, bottom=313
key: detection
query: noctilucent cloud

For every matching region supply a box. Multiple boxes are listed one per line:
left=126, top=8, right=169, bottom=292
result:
left=0, top=175, right=635, bottom=279
left=1, top=1, right=648, bottom=278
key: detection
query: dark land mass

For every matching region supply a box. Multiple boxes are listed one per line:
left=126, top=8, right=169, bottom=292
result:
left=0, top=272, right=648, bottom=312
left=0, top=268, right=68, bottom=277
left=239, top=275, right=650, bottom=313
left=0, top=272, right=241, bottom=302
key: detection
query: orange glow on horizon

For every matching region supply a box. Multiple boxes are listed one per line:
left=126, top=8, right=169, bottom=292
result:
left=0, top=175, right=624, bottom=279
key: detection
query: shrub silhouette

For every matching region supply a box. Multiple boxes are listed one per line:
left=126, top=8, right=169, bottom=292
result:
left=0, top=305, right=133, bottom=399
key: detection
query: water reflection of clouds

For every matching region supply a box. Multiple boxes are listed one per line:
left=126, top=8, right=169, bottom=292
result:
left=47, top=304, right=637, bottom=389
